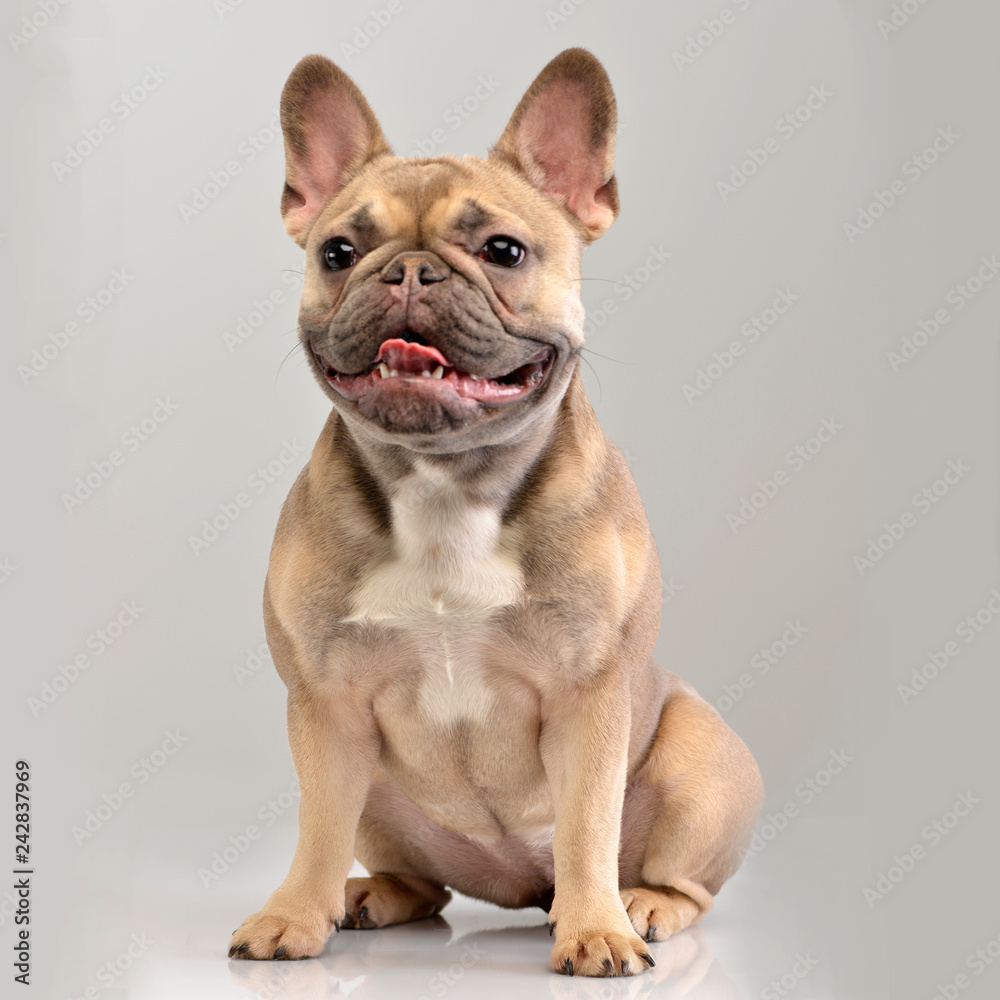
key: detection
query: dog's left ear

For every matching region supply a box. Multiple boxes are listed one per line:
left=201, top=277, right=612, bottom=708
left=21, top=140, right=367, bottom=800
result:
left=489, top=48, right=618, bottom=241
left=280, top=54, right=392, bottom=246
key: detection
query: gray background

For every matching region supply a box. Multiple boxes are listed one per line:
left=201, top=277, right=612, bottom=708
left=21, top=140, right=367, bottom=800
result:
left=2, top=1, right=998, bottom=997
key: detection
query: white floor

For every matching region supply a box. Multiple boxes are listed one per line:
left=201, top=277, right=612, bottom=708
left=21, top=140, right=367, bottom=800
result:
left=112, top=830, right=853, bottom=1000
left=133, top=886, right=755, bottom=1000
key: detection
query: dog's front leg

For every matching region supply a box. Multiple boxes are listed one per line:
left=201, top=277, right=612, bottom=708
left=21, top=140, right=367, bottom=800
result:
left=540, top=675, right=654, bottom=978
left=229, top=685, right=380, bottom=960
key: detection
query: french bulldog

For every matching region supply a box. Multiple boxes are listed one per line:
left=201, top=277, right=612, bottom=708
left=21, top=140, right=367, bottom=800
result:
left=228, top=47, right=763, bottom=978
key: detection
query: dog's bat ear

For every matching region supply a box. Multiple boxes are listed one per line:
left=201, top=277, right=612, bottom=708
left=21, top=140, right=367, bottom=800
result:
left=489, top=48, right=618, bottom=242
left=279, top=55, right=392, bottom=246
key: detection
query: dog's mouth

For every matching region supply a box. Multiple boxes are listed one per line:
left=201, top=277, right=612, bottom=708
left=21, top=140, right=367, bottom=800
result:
left=313, top=336, right=554, bottom=406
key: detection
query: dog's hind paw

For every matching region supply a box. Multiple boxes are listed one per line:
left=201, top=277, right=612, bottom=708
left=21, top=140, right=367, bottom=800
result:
left=619, top=886, right=702, bottom=943
left=342, top=874, right=450, bottom=929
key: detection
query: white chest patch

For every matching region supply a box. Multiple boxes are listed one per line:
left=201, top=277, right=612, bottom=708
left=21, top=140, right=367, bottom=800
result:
left=346, top=460, right=524, bottom=724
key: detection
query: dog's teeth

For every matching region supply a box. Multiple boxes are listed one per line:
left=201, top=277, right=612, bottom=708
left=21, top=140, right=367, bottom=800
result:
left=431, top=365, right=444, bottom=379
left=378, top=363, right=390, bottom=378
left=470, top=374, right=481, bottom=381
left=389, top=368, right=400, bottom=377
left=421, top=369, right=432, bottom=377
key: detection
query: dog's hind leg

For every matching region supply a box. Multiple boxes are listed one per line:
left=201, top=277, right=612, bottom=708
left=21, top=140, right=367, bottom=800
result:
left=619, top=677, right=763, bottom=943
left=343, top=768, right=455, bottom=929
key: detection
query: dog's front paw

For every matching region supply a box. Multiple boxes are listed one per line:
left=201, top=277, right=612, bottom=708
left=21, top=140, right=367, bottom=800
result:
left=228, top=903, right=340, bottom=961
left=549, top=924, right=655, bottom=977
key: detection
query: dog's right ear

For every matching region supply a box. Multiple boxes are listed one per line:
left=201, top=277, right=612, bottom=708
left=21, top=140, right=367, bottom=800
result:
left=279, top=55, right=391, bottom=246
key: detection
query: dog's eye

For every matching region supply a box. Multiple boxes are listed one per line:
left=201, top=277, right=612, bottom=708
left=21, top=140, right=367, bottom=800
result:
left=478, top=236, right=525, bottom=268
left=321, top=239, right=359, bottom=270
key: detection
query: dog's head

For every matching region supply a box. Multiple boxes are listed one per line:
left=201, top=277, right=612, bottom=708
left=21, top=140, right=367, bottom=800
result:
left=280, top=48, right=618, bottom=453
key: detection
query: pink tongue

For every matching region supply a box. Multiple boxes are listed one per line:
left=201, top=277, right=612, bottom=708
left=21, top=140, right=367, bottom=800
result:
left=376, top=338, right=450, bottom=374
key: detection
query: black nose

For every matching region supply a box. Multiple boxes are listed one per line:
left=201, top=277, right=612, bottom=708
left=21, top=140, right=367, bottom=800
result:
left=380, top=253, right=448, bottom=285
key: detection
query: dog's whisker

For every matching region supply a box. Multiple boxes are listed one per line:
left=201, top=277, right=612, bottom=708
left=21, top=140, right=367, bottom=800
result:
left=581, top=347, right=633, bottom=366
left=275, top=342, right=306, bottom=389
left=580, top=353, right=603, bottom=400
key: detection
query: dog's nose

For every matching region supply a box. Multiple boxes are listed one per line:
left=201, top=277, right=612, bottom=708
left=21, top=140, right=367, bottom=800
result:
left=380, top=253, right=448, bottom=286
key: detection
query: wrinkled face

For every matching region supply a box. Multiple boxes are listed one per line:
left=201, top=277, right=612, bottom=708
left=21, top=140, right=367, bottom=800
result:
left=279, top=50, right=618, bottom=453
left=298, top=156, right=586, bottom=451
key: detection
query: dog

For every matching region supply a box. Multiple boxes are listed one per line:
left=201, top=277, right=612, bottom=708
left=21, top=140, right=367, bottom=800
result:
left=228, top=47, right=763, bottom=978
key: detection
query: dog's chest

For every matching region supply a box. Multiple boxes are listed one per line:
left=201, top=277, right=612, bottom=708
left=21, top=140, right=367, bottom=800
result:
left=347, top=462, right=524, bottom=724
